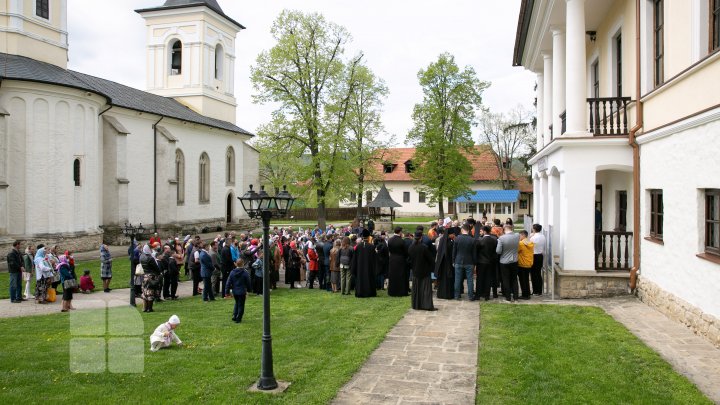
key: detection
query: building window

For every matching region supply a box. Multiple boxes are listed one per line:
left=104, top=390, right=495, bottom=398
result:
left=649, top=189, right=663, bottom=239
left=706, top=189, right=720, bottom=255
left=405, top=160, right=414, bottom=173
left=403, top=192, right=410, bottom=203
left=519, top=199, right=528, bottom=210
left=73, top=158, right=81, bottom=187
left=383, top=163, right=395, bottom=173
left=614, top=33, right=623, bottom=96
left=653, top=0, right=664, bottom=87
left=349, top=192, right=357, bottom=201
left=366, top=191, right=372, bottom=203
left=419, top=192, right=426, bottom=203
left=215, top=44, right=224, bottom=80
left=712, top=0, right=720, bottom=52
left=170, top=40, right=182, bottom=75
left=617, top=191, right=627, bottom=231
left=591, top=59, right=600, bottom=98
left=36, top=0, right=49, bottom=19
left=226, top=146, right=235, bottom=185
left=199, top=152, right=210, bottom=203
left=176, top=149, right=185, bottom=204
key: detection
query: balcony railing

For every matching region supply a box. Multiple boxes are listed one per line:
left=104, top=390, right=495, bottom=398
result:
left=594, top=231, right=633, bottom=271
left=588, top=97, right=631, bottom=136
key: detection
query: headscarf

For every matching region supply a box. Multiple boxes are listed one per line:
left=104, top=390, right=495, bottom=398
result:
left=55, top=255, right=69, bottom=271
left=142, top=244, right=152, bottom=255
left=34, top=247, right=46, bottom=266
left=289, top=241, right=297, bottom=249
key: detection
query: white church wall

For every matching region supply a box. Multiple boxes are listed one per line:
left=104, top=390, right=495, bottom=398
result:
left=639, top=114, right=720, bottom=320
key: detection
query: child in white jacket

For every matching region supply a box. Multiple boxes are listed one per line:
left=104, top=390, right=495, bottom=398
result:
left=150, top=315, right=183, bottom=352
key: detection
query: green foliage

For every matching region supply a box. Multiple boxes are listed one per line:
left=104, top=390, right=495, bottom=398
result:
left=406, top=53, right=489, bottom=217
left=0, top=289, right=408, bottom=404
left=477, top=304, right=712, bottom=404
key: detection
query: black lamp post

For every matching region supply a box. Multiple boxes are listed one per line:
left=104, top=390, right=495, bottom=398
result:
left=121, top=222, right=145, bottom=307
left=238, top=184, right=295, bottom=391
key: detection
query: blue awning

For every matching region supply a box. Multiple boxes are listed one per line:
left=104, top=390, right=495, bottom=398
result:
left=454, top=190, right=520, bottom=203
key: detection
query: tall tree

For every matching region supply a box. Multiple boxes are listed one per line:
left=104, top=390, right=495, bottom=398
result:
left=254, top=124, right=303, bottom=195
left=251, top=10, right=362, bottom=229
left=344, top=65, right=390, bottom=218
left=406, top=53, right=489, bottom=218
left=479, top=106, right=535, bottom=189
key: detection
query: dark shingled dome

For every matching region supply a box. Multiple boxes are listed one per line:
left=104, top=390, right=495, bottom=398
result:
left=366, top=185, right=402, bottom=208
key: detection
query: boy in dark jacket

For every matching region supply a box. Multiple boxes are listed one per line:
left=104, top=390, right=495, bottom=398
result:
left=225, top=259, right=251, bottom=323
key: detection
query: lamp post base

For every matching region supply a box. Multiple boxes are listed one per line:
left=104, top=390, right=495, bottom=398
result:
left=257, top=376, right=279, bottom=391
left=248, top=380, right=291, bottom=394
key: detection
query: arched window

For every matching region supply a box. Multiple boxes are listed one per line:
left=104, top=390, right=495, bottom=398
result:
left=226, top=146, right=235, bottom=185
left=73, top=158, right=81, bottom=187
left=170, top=40, right=182, bottom=75
left=175, top=149, right=185, bottom=204
left=199, top=152, right=210, bottom=203
left=214, top=44, right=224, bottom=80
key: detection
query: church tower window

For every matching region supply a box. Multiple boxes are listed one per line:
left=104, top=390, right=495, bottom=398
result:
left=215, top=44, right=224, bottom=80
left=226, top=146, right=235, bottom=185
left=36, top=0, right=49, bottom=19
left=176, top=149, right=185, bottom=204
left=73, top=158, right=81, bottom=186
left=199, top=152, right=210, bottom=203
left=170, top=40, right=182, bottom=75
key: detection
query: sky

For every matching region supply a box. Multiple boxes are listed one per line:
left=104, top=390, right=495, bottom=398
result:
left=67, top=0, right=535, bottom=145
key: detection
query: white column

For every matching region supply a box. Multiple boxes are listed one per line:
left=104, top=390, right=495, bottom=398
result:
left=542, top=53, right=553, bottom=145
left=561, top=166, right=596, bottom=270
left=565, top=0, right=589, bottom=136
left=535, top=72, right=544, bottom=150
left=540, top=173, right=548, bottom=228
left=551, top=29, right=565, bottom=139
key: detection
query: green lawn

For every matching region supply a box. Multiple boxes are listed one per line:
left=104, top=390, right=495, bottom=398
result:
left=0, top=289, right=408, bottom=404
left=394, top=216, right=435, bottom=223
left=477, top=304, right=711, bottom=404
left=0, top=257, right=133, bottom=299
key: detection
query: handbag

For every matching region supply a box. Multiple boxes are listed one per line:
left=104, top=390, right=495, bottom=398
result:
left=135, top=263, right=145, bottom=276
left=47, top=288, right=57, bottom=302
left=63, top=279, right=78, bottom=289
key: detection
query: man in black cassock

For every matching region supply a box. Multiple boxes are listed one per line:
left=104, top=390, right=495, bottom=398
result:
left=352, top=229, right=377, bottom=298
left=387, top=226, right=409, bottom=296
left=409, top=231, right=436, bottom=311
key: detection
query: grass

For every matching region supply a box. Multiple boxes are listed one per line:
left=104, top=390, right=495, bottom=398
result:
left=394, top=216, right=435, bottom=223
left=0, top=288, right=409, bottom=404
left=477, top=304, right=712, bottom=404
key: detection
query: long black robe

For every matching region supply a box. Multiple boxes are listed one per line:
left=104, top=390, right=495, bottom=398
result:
left=352, top=240, right=377, bottom=298
left=387, top=235, right=409, bottom=296
left=434, top=235, right=455, bottom=300
left=409, top=241, right=435, bottom=310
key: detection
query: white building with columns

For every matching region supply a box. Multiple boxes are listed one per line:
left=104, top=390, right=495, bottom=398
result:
left=514, top=0, right=720, bottom=347
left=0, top=0, right=259, bottom=252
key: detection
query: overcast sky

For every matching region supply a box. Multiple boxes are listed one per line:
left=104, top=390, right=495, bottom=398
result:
left=67, top=0, right=535, bottom=145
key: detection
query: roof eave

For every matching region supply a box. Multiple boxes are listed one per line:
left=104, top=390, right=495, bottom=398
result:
left=135, top=4, right=245, bottom=30
left=512, top=0, right=535, bottom=67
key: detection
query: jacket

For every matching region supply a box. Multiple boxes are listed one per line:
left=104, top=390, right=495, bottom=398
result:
left=496, top=232, right=520, bottom=264
left=518, top=239, right=535, bottom=268
left=199, top=250, right=214, bottom=278
left=307, top=248, right=319, bottom=271
left=6, top=249, right=23, bottom=273
left=225, top=267, right=251, bottom=296
left=221, top=245, right=234, bottom=273
left=475, top=235, right=498, bottom=264
left=452, top=234, right=476, bottom=265
left=140, top=253, right=161, bottom=276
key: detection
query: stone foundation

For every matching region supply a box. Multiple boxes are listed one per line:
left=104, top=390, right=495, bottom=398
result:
left=553, top=269, right=630, bottom=298
left=0, top=231, right=103, bottom=262
left=102, top=217, right=260, bottom=245
left=637, top=277, right=720, bottom=349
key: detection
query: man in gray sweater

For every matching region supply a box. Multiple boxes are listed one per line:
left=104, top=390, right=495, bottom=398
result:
left=496, top=224, right=520, bottom=302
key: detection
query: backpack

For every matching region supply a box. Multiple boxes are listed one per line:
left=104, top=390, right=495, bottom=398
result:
left=339, top=248, right=351, bottom=266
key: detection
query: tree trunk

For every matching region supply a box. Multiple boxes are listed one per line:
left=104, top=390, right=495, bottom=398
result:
left=317, top=188, right=327, bottom=230
left=438, top=196, right=445, bottom=219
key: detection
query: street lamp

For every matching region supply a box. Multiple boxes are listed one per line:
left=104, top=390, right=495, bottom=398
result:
left=121, top=222, right=145, bottom=307
left=238, top=184, right=295, bottom=391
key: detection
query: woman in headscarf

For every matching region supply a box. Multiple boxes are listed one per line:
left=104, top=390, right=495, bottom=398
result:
left=140, top=244, right=162, bottom=312
left=100, top=244, right=113, bottom=293
left=286, top=241, right=302, bottom=289
left=33, top=246, right=53, bottom=304
left=57, top=255, right=76, bottom=312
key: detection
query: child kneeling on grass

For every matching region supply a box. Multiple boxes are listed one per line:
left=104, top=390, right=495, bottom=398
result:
left=150, top=315, right=182, bottom=352
left=80, top=269, right=95, bottom=293
left=225, top=258, right=251, bottom=323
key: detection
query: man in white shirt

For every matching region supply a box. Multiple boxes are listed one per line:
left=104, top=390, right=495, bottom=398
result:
left=529, top=224, right=547, bottom=296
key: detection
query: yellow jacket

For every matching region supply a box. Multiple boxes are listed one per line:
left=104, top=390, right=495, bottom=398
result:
left=518, top=239, right=535, bottom=268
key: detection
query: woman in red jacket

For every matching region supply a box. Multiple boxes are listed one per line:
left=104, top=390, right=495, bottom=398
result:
left=307, top=243, right=319, bottom=289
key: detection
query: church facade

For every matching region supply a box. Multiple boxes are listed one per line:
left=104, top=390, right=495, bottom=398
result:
left=0, top=0, right=259, bottom=252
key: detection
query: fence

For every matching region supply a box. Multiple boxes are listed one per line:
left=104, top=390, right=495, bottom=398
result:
left=287, top=207, right=368, bottom=221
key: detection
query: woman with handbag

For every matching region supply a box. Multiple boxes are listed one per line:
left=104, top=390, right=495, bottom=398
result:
left=57, top=255, right=77, bottom=312
left=33, top=246, right=53, bottom=304
left=140, top=244, right=162, bottom=312
left=100, top=244, right=113, bottom=293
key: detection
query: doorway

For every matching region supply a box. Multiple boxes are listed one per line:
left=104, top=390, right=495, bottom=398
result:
left=226, top=192, right=233, bottom=223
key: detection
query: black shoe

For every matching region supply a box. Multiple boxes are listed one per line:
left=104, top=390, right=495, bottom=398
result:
left=520, top=296, right=531, bottom=300
left=428, top=307, right=438, bottom=311
left=234, top=319, right=241, bottom=323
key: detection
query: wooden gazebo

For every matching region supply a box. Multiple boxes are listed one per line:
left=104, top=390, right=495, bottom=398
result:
left=366, top=184, right=401, bottom=222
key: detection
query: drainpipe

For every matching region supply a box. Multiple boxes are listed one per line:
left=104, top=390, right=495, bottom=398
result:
left=152, top=117, right=164, bottom=234
left=629, top=0, right=643, bottom=291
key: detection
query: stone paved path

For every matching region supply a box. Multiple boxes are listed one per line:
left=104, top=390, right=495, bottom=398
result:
left=332, top=299, right=480, bottom=405
left=519, top=296, right=720, bottom=403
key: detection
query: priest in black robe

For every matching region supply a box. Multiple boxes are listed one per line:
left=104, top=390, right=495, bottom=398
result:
left=434, top=228, right=455, bottom=299
left=352, top=229, right=377, bottom=298
left=409, top=231, right=436, bottom=311
left=387, top=227, right=409, bottom=296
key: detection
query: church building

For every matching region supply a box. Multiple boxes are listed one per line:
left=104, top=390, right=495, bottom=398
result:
left=0, top=0, right=259, bottom=252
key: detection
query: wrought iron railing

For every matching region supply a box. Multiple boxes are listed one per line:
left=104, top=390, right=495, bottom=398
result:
left=595, top=231, right=633, bottom=271
left=588, top=97, right=631, bottom=136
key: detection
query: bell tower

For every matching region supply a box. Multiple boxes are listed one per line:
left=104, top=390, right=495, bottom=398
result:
left=136, top=0, right=244, bottom=124
left=0, top=0, right=69, bottom=68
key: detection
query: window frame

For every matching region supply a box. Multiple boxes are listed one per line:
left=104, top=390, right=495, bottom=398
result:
left=199, top=152, right=210, bottom=204
left=225, top=146, right=235, bottom=186
left=403, top=192, right=410, bottom=203
left=170, top=40, right=183, bottom=76
left=653, top=0, right=664, bottom=87
left=349, top=192, right=357, bottom=202
left=176, top=149, right=185, bottom=205
left=73, top=158, right=81, bottom=187
left=649, top=189, right=664, bottom=240
left=35, top=0, right=49, bottom=20
left=617, top=190, right=628, bottom=231
left=591, top=59, right=600, bottom=98
left=712, top=0, right=720, bottom=52
left=366, top=191, right=372, bottom=204
left=615, top=33, right=623, bottom=96
left=418, top=192, right=426, bottom=203
left=705, top=189, right=720, bottom=256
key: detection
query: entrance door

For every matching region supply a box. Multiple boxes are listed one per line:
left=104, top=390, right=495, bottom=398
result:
left=226, top=193, right=233, bottom=223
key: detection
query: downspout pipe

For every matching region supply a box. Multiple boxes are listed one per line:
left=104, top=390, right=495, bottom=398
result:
left=629, top=0, right=643, bottom=291
left=152, top=117, right=164, bottom=234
